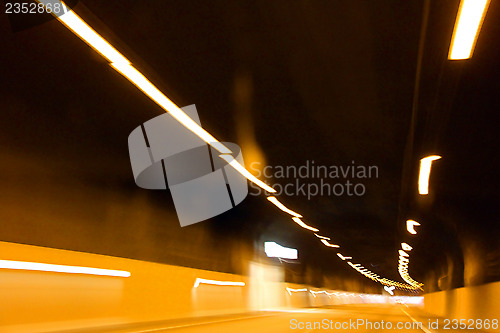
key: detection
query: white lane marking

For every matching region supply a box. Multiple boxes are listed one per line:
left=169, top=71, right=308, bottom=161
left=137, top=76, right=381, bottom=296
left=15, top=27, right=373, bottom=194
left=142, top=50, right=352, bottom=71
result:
left=401, top=308, right=433, bottom=333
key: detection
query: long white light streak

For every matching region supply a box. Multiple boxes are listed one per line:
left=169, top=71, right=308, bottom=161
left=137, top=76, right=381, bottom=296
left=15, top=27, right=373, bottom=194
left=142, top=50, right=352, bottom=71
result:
left=220, top=155, right=276, bottom=193
left=193, top=278, right=245, bottom=288
left=0, top=259, right=130, bottom=277
left=38, top=0, right=280, bottom=194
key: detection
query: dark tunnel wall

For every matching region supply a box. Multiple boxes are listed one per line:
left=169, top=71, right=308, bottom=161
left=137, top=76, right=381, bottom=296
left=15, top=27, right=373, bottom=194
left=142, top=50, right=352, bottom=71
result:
left=400, top=0, right=500, bottom=292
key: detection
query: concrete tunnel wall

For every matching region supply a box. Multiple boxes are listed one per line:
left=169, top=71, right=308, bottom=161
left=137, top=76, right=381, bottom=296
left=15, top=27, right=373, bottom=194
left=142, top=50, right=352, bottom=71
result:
left=424, top=281, right=500, bottom=333
left=0, top=241, right=386, bottom=333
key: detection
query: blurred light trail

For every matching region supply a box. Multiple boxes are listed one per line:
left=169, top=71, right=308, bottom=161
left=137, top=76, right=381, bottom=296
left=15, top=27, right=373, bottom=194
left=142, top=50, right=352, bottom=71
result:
left=398, top=255, right=424, bottom=290
left=406, top=220, right=421, bottom=235
left=49, top=5, right=129, bottom=65
left=320, top=239, right=340, bottom=248
left=264, top=242, right=298, bottom=260
left=0, top=259, right=130, bottom=277
left=219, top=155, right=276, bottom=193
left=291, top=217, right=319, bottom=232
left=38, top=0, right=280, bottom=194
left=286, top=287, right=308, bottom=295
left=337, top=253, right=352, bottom=260
left=418, top=155, right=441, bottom=195
left=314, top=234, right=330, bottom=240
left=401, top=243, right=413, bottom=251
left=266, top=196, right=302, bottom=217
left=193, top=278, right=245, bottom=288
left=48, top=1, right=231, bottom=154
left=449, top=0, right=491, bottom=60
left=310, top=290, right=330, bottom=297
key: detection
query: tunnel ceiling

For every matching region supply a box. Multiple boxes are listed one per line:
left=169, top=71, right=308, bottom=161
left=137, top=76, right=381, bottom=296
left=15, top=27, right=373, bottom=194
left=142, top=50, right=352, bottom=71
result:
left=1, top=0, right=498, bottom=287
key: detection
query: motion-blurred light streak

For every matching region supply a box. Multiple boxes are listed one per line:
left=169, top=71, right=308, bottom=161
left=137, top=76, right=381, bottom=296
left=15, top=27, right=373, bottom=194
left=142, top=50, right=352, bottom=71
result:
left=418, top=155, right=441, bottom=195
left=38, top=0, right=281, bottom=194
left=320, top=239, right=340, bottom=248
left=286, top=287, right=308, bottom=295
left=193, top=278, right=245, bottom=288
left=291, top=217, right=319, bottom=232
left=220, top=155, right=276, bottom=193
left=337, top=253, right=352, bottom=260
left=310, top=290, right=330, bottom=297
left=449, top=0, right=491, bottom=60
left=0, top=259, right=130, bottom=277
left=314, top=234, right=330, bottom=240
left=266, top=196, right=302, bottom=217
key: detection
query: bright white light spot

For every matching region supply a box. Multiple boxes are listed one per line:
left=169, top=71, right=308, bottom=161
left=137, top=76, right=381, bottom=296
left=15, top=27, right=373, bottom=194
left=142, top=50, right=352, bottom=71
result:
left=401, top=243, right=413, bottom=251
left=384, top=286, right=395, bottom=295
left=418, top=156, right=441, bottom=195
left=264, top=242, right=298, bottom=260
left=406, top=220, right=421, bottom=235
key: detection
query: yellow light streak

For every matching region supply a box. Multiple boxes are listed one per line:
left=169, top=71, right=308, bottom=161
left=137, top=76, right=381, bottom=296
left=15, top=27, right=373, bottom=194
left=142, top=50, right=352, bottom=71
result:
left=418, top=155, right=441, bottom=195
left=337, top=253, right=352, bottom=260
left=111, top=62, right=230, bottom=154
left=0, top=259, right=130, bottom=277
left=449, top=0, right=491, bottom=60
left=266, top=196, right=302, bottom=217
left=38, top=0, right=285, bottom=193
left=219, top=155, right=276, bottom=193
left=314, top=234, right=330, bottom=240
left=291, top=217, right=319, bottom=232
left=320, top=239, right=340, bottom=248
left=49, top=1, right=232, bottom=155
